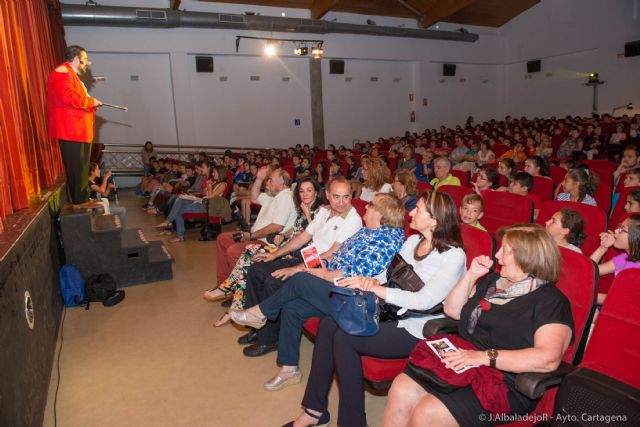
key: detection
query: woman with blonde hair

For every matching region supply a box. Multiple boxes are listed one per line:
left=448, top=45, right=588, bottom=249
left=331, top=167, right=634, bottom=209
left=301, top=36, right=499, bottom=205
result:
left=384, top=223, right=573, bottom=427
left=359, top=157, right=392, bottom=202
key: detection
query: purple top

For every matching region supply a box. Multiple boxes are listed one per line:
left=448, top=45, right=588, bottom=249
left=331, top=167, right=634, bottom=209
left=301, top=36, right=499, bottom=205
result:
left=611, top=253, right=640, bottom=276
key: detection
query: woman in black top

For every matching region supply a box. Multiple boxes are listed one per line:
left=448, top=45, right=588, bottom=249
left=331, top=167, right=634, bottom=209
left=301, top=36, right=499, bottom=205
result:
left=383, top=223, right=574, bottom=427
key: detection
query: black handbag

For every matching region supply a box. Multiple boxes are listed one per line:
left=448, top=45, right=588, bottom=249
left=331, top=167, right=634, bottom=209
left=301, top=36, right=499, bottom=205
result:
left=380, top=253, right=441, bottom=322
left=329, top=286, right=379, bottom=336
left=405, top=361, right=460, bottom=393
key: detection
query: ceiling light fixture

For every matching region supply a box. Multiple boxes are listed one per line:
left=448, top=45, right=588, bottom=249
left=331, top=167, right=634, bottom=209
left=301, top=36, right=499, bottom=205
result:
left=236, top=36, right=324, bottom=59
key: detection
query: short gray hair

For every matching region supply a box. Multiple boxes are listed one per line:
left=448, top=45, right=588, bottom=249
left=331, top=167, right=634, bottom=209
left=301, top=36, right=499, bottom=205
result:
left=435, top=156, right=451, bottom=169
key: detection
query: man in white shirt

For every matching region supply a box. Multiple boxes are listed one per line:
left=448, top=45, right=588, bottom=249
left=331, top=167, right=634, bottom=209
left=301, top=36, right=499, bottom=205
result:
left=240, top=176, right=363, bottom=356
left=216, top=167, right=297, bottom=285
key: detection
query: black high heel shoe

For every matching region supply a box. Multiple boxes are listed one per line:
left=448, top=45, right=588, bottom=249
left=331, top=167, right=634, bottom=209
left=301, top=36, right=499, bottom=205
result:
left=282, top=408, right=330, bottom=427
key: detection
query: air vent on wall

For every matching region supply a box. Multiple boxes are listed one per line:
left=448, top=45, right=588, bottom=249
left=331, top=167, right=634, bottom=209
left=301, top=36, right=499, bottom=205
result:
left=282, top=77, right=290, bottom=82
left=345, top=77, right=352, bottom=82
left=136, top=9, right=167, bottom=21
left=219, top=14, right=246, bottom=23
left=219, top=76, right=228, bottom=82
left=250, top=75, right=260, bottom=81
left=393, top=78, right=401, bottom=82
left=459, top=78, right=466, bottom=83
left=370, top=77, right=378, bottom=82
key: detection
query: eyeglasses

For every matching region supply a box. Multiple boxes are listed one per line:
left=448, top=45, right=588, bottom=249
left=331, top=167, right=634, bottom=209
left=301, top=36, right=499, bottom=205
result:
left=616, top=225, right=629, bottom=234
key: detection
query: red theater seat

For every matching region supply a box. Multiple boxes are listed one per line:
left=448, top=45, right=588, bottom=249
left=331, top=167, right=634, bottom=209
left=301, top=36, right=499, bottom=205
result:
left=436, top=185, right=473, bottom=209
left=481, top=192, right=534, bottom=237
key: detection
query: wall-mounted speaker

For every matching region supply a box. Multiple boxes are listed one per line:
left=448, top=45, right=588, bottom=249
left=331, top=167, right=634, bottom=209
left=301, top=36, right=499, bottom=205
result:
left=625, top=40, right=640, bottom=57
left=329, top=60, right=345, bottom=74
left=195, top=56, right=213, bottom=73
left=527, top=60, right=541, bottom=73
left=443, top=63, right=456, bottom=76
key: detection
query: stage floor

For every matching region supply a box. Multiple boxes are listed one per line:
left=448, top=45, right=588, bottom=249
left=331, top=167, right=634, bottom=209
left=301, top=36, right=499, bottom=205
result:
left=42, top=190, right=388, bottom=427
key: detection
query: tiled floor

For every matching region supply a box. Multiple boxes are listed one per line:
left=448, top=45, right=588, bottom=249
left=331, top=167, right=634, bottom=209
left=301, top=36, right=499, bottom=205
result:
left=43, top=190, right=388, bottom=427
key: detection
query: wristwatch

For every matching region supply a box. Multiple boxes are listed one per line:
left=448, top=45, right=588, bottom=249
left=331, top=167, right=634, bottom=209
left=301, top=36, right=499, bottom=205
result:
left=487, top=348, right=499, bottom=368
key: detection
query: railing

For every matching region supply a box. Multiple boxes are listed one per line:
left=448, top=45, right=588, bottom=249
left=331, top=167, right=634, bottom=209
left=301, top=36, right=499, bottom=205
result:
left=101, top=144, right=262, bottom=175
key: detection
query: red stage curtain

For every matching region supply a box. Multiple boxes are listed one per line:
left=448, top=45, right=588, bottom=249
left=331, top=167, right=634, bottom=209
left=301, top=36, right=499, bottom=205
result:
left=0, top=0, right=66, bottom=233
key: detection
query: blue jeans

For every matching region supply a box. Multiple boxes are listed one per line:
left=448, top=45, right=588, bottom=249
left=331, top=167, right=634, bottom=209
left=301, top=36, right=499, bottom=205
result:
left=166, top=198, right=206, bottom=238
left=259, top=273, right=333, bottom=366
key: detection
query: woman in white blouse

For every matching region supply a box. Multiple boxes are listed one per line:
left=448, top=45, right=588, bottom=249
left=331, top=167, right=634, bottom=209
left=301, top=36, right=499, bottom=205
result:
left=283, top=191, right=467, bottom=427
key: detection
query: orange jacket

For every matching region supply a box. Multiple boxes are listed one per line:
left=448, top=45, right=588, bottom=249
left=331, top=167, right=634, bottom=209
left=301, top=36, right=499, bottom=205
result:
left=47, top=62, right=96, bottom=143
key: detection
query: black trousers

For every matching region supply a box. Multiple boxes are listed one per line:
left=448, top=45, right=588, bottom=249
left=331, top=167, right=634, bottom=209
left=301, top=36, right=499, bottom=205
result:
left=59, top=139, right=92, bottom=204
left=302, top=317, right=421, bottom=427
left=244, top=258, right=301, bottom=346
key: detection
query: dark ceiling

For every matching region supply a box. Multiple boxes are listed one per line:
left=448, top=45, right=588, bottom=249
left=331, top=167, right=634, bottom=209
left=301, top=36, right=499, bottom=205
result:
left=195, top=0, right=540, bottom=28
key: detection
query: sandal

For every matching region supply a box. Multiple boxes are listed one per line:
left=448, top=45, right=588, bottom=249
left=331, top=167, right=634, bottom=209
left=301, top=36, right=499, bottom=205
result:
left=168, top=237, right=184, bottom=243
left=202, top=286, right=232, bottom=302
left=155, top=221, right=172, bottom=228
left=281, top=409, right=330, bottom=427
left=213, top=312, right=231, bottom=327
left=146, top=207, right=159, bottom=215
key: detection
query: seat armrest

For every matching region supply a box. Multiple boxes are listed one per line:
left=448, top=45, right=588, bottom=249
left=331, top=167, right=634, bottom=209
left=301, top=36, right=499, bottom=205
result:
left=423, top=317, right=459, bottom=337
left=515, top=362, right=575, bottom=400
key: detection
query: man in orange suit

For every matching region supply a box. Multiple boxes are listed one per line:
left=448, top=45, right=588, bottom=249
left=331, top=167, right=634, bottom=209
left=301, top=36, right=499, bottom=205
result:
left=47, top=45, right=102, bottom=204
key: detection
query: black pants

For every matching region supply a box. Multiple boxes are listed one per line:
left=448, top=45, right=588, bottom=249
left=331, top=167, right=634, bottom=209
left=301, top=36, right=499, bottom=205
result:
left=244, top=258, right=301, bottom=346
left=302, top=317, right=421, bottom=427
left=59, top=139, right=92, bottom=204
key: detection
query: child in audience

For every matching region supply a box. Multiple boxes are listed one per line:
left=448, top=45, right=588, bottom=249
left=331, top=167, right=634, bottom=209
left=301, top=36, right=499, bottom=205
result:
left=590, top=214, right=640, bottom=303
left=472, top=167, right=500, bottom=197
left=625, top=189, right=640, bottom=214
left=557, top=168, right=598, bottom=206
left=88, top=163, right=127, bottom=228
left=507, top=171, right=541, bottom=218
left=414, top=151, right=434, bottom=183
left=612, top=167, right=640, bottom=209
left=459, top=194, right=486, bottom=231
left=524, top=155, right=550, bottom=177
left=497, top=158, right=515, bottom=183
left=545, top=209, right=585, bottom=253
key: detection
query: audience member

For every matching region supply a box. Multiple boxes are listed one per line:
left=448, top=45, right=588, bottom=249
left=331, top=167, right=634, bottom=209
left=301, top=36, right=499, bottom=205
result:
left=359, top=157, right=392, bottom=202
left=88, top=162, right=126, bottom=228
left=239, top=177, right=362, bottom=357
left=556, top=168, right=597, bottom=206
left=460, top=193, right=486, bottom=231
left=590, top=214, right=640, bottom=304
left=397, top=145, right=417, bottom=171
left=392, top=170, right=418, bottom=212
left=545, top=209, right=585, bottom=253
left=283, top=191, right=466, bottom=427
left=215, top=167, right=297, bottom=283
left=155, top=163, right=228, bottom=243
left=414, top=151, right=435, bottom=183
left=384, top=224, right=572, bottom=427
left=204, top=177, right=323, bottom=327
left=430, top=157, right=460, bottom=189
left=230, top=193, right=405, bottom=392
left=472, top=167, right=500, bottom=197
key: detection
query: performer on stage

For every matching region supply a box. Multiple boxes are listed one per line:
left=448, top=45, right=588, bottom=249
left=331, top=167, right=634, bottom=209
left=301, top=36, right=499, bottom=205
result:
left=47, top=45, right=102, bottom=204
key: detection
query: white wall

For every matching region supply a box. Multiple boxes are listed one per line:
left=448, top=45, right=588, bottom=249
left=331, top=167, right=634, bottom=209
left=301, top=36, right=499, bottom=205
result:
left=501, top=0, right=640, bottom=118
left=88, top=53, right=177, bottom=145
left=322, top=59, right=414, bottom=147
left=61, top=0, right=638, bottom=149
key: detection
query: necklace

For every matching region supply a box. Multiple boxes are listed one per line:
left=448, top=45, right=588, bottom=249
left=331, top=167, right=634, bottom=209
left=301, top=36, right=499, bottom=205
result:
left=413, top=236, right=433, bottom=261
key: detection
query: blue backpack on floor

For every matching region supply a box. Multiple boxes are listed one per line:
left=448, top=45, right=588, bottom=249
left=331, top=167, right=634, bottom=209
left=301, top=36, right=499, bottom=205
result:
left=59, top=265, right=88, bottom=307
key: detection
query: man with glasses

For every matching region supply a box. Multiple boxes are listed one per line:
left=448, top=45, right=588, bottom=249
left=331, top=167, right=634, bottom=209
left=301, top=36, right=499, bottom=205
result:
left=47, top=45, right=103, bottom=205
left=239, top=176, right=363, bottom=356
